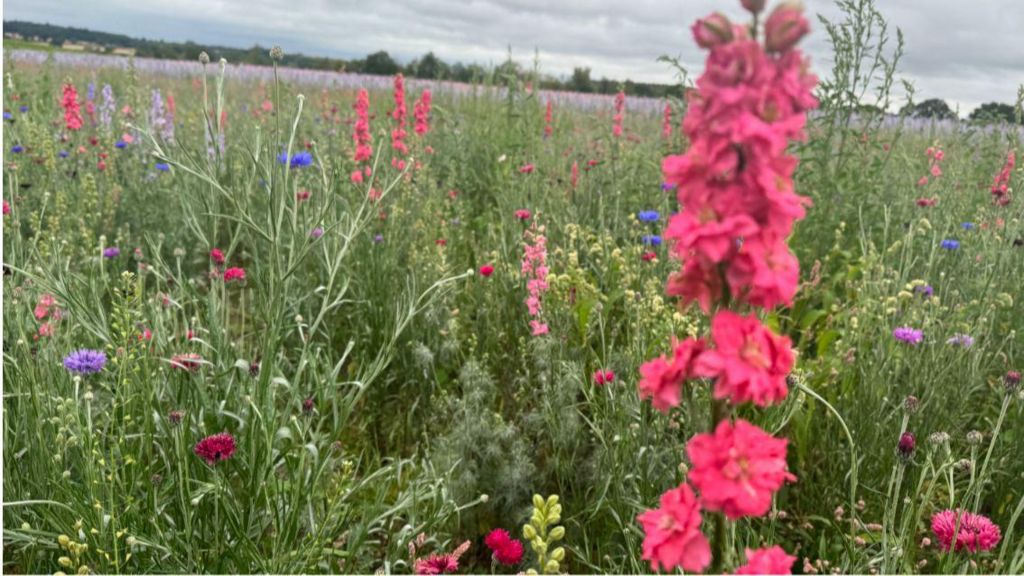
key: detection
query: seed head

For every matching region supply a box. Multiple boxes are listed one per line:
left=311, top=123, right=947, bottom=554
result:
left=198, top=51, right=210, bottom=65
left=966, top=430, right=983, bottom=445
left=269, top=46, right=284, bottom=61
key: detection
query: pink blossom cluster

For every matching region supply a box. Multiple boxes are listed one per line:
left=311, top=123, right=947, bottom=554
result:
left=917, top=145, right=945, bottom=187
left=612, top=90, right=625, bottom=137
left=521, top=228, right=549, bottom=336
left=637, top=2, right=814, bottom=573
left=391, top=74, right=408, bottom=169
left=351, top=88, right=373, bottom=183
left=991, top=149, right=1016, bottom=206
left=414, top=89, right=432, bottom=135
left=62, top=81, right=84, bottom=131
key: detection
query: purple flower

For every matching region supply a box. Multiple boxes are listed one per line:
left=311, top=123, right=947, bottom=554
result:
left=893, top=327, right=924, bottom=345
left=373, top=233, right=384, bottom=244
left=103, top=247, right=121, bottom=258
left=914, top=285, right=934, bottom=298
left=63, top=349, right=107, bottom=375
left=310, top=227, right=324, bottom=239
left=946, top=334, right=975, bottom=348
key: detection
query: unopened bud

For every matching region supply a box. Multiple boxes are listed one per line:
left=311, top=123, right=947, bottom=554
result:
left=966, top=430, right=983, bottom=445
left=692, top=13, right=734, bottom=49
left=1005, top=370, right=1021, bottom=391
left=904, top=395, right=919, bottom=413
left=764, top=2, right=810, bottom=53
left=897, top=431, right=916, bottom=458
left=741, top=0, right=766, bottom=14
left=269, top=46, right=284, bottom=61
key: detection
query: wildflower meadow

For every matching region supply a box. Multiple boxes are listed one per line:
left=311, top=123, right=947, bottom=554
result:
left=3, top=0, right=1024, bottom=574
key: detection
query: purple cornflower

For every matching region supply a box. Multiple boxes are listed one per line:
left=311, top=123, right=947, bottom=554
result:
left=940, top=239, right=960, bottom=250
left=310, top=227, right=324, bottom=239
left=103, top=247, right=121, bottom=258
left=946, top=334, right=975, bottom=348
left=373, top=233, right=384, bottom=244
left=914, top=285, right=934, bottom=298
left=63, top=349, right=107, bottom=375
left=893, top=327, right=924, bottom=345
left=115, top=140, right=127, bottom=149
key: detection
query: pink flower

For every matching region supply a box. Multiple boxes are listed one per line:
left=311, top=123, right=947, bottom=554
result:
left=61, top=82, right=84, bottom=131
left=593, top=369, right=615, bottom=386
left=479, top=264, right=495, bottom=277
left=637, top=483, right=711, bottom=573
left=638, top=337, right=706, bottom=412
left=735, top=546, right=796, bottom=574
left=414, top=554, right=459, bottom=575
left=194, top=432, right=236, bottom=466
left=530, top=320, right=549, bottom=336
left=391, top=74, right=408, bottom=158
left=223, top=267, right=246, bottom=282
left=352, top=88, right=373, bottom=164
left=515, top=209, right=532, bottom=221
left=414, top=89, right=432, bottom=135
left=484, top=529, right=524, bottom=566
left=612, top=91, right=626, bottom=137
left=931, top=510, right=1002, bottom=553
left=2, top=200, right=10, bottom=215
left=726, top=235, right=800, bottom=309
left=210, top=248, right=225, bottom=265
left=544, top=99, right=553, bottom=137
left=764, top=3, right=810, bottom=53
left=519, top=163, right=535, bottom=174
left=695, top=310, right=793, bottom=407
left=687, top=419, right=795, bottom=519
left=170, top=352, right=203, bottom=372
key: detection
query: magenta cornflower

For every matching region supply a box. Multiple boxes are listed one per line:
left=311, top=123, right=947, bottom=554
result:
left=893, top=327, right=924, bottom=345
left=223, top=267, right=246, bottom=282
left=931, top=510, right=1001, bottom=552
left=194, top=432, right=236, bottom=466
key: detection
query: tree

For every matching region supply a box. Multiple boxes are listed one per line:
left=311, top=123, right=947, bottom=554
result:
left=901, top=98, right=957, bottom=120
left=363, top=51, right=400, bottom=75
left=413, top=51, right=448, bottom=80
left=969, top=102, right=1018, bottom=125
left=568, top=67, right=593, bottom=93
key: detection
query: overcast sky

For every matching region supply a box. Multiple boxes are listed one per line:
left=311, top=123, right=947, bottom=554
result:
left=3, top=0, right=1023, bottom=113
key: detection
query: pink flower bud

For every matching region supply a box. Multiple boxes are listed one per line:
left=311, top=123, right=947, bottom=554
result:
left=741, top=0, right=766, bottom=14
left=764, top=3, right=810, bottom=53
left=692, top=13, right=734, bottom=49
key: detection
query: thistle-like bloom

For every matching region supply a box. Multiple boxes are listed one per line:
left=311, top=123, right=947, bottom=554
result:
left=931, top=510, right=1002, bottom=553
left=277, top=151, right=313, bottom=168
left=687, top=419, right=795, bottom=519
left=734, top=546, right=796, bottom=575
left=484, top=529, right=524, bottom=566
left=223, top=267, right=246, bottom=282
left=102, top=247, right=121, bottom=259
left=636, top=483, right=711, bottom=573
left=694, top=311, right=793, bottom=407
left=893, top=327, right=924, bottom=345
left=63, top=349, right=107, bottom=375
left=638, top=337, right=706, bottom=412
left=194, top=432, right=236, bottom=466
left=638, top=210, right=660, bottom=223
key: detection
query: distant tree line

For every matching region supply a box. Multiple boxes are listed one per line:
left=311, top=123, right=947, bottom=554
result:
left=4, top=20, right=1022, bottom=120
left=2, top=20, right=679, bottom=98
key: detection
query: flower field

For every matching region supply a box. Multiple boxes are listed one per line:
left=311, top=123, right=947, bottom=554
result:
left=2, top=1, right=1024, bottom=574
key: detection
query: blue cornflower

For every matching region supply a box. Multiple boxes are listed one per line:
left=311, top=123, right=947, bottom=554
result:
left=278, top=151, right=313, bottom=168
left=11, top=145, right=24, bottom=153
left=3, top=111, right=12, bottom=120
left=638, top=210, right=660, bottom=223
left=940, top=239, right=960, bottom=250
left=642, top=234, right=662, bottom=246
left=19, top=105, right=28, bottom=113
left=115, top=140, right=127, bottom=149
left=58, top=150, right=69, bottom=158
left=155, top=163, right=171, bottom=172
left=63, top=349, right=107, bottom=375
left=660, top=182, right=676, bottom=191
left=961, top=222, right=975, bottom=230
